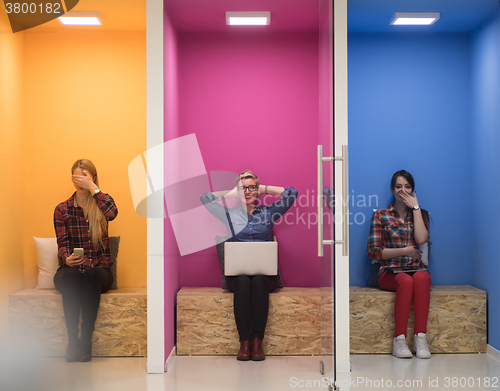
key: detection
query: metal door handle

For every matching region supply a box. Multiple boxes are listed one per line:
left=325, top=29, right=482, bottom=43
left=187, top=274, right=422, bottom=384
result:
left=317, top=145, right=348, bottom=257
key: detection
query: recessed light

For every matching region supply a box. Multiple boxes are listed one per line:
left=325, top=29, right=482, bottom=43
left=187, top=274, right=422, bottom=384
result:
left=59, top=11, right=102, bottom=26
left=390, top=12, right=440, bottom=26
left=226, top=12, right=270, bottom=26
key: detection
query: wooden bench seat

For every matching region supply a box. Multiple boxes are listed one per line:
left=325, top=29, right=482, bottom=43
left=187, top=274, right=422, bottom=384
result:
left=176, top=285, right=486, bottom=356
left=9, top=288, right=147, bottom=357
left=177, top=287, right=322, bottom=356
left=350, top=285, right=486, bottom=354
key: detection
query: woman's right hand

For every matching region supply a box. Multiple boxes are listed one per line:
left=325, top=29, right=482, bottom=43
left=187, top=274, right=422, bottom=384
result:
left=65, top=253, right=84, bottom=267
left=404, top=246, right=423, bottom=259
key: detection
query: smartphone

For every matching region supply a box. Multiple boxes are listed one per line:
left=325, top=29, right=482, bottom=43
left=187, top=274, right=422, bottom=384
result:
left=74, top=248, right=84, bottom=257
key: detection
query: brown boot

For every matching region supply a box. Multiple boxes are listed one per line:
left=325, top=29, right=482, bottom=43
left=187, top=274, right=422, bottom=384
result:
left=237, top=340, right=251, bottom=361
left=251, top=338, right=265, bottom=361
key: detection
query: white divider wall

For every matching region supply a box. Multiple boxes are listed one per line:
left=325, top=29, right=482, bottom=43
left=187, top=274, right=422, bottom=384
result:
left=334, top=0, right=351, bottom=373
left=146, top=0, right=165, bottom=374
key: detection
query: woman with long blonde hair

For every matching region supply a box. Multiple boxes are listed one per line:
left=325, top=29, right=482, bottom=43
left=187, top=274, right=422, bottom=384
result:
left=53, top=159, right=118, bottom=362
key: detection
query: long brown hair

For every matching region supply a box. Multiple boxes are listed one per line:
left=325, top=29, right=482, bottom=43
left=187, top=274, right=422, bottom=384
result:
left=72, top=159, right=107, bottom=248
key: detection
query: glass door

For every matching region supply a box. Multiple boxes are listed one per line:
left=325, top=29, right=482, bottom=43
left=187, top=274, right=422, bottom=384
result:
left=318, top=0, right=349, bottom=387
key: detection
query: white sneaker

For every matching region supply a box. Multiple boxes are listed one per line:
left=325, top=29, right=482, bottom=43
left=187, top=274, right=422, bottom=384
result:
left=414, top=333, right=431, bottom=359
left=393, top=334, right=413, bottom=358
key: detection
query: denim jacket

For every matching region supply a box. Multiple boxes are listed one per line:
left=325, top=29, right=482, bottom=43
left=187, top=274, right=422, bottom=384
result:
left=200, top=187, right=298, bottom=241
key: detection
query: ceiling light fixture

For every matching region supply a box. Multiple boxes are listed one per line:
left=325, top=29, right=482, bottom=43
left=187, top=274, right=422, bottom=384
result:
left=226, top=12, right=270, bottom=26
left=59, top=11, right=102, bottom=25
left=390, top=12, right=440, bottom=26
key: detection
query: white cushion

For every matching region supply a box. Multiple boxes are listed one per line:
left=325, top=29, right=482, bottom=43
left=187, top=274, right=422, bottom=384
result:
left=420, top=242, right=429, bottom=266
left=33, top=237, right=59, bottom=289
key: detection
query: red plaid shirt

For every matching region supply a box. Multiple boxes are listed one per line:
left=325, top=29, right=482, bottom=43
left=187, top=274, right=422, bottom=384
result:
left=54, top=191, right=118, bottom=271
left=367, top=204, right=425, bottom=273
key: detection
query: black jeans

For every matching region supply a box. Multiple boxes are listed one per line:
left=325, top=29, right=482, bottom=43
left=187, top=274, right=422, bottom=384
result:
left=226, top=275, right=278, bottom=341
left=54, top=267, right=113, bottom=354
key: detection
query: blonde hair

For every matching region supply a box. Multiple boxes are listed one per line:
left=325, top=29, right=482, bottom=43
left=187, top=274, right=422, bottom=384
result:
left=72, top=159, right=107, bottom=248
left=236, top=170, right=260, bottom=187
left=235, top=170, right=262, bottom=198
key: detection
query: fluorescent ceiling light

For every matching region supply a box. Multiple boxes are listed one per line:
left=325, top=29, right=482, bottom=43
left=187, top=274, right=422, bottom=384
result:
left=390, top=12, right=440, bottom=26
left=226, top=12, right=270, bottom=26
left=59, top=11, right=102, bottom=25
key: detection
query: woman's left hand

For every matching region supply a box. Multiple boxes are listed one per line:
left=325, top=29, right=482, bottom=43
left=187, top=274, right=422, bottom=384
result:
left=72, top=170, right=97, bottom=192
left=399, top=190, right=419, bottom=209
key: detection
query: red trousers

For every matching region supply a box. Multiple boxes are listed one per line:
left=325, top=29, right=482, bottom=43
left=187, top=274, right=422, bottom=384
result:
left=378, top=270, right=431, bottom=338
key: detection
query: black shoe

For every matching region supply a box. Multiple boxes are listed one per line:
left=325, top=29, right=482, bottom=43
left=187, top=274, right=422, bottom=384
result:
left=66, top=338, right=80, bottom=362
left=79, top=337, right=92, bottom=362
left=79, top=353, right=92, bottom=362
left=66, top=352, right=80, bottom=362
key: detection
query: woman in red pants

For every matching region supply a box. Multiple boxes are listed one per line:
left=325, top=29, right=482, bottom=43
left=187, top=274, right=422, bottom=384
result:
left=367, top=170, right=431, bottom=359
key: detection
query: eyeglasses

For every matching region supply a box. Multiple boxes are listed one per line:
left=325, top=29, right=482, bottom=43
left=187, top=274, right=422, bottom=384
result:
left=237, top=185, right=258, bottom=192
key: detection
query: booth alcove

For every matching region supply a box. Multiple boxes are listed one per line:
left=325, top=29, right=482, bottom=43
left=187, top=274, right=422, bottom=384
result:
left=161, top=0, right=342, bottom=374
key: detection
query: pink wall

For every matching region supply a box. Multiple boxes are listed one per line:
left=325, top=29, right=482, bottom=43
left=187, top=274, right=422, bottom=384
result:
left=163, top=10, right=180, bottom=360
left=176, top=31, right=321, bottom=287
left=319, top=0, right=334, bottom=288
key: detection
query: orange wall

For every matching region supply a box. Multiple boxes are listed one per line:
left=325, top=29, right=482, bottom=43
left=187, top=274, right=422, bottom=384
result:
left=22, top=30, right=147, bottom=288
left=0, top=12, right=25, bottom=333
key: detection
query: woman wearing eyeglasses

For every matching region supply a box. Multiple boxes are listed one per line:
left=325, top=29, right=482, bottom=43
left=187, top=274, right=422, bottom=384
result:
left=201, top=170, right=297, bottom=361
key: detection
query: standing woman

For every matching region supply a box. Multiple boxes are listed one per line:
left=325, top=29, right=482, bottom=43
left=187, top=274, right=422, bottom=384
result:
left=367, top=170, right=431, bottom=359
left=53, top=159, right=118, bottom=362
left=201, top=170, right=297, bottom=361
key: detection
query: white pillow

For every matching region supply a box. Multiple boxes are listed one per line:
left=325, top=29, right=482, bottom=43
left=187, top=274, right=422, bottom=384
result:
left=34, top=237, right=59, bottom=289
left=419, top=242, right=429, bottom=266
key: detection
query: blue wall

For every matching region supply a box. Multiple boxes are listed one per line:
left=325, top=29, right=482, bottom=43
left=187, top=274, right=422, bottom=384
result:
left=348, top=33, right=474, bottom=287
left=471, top=10, right=500, bottom=350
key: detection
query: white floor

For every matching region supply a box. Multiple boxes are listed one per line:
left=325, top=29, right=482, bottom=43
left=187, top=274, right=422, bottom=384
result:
left=2, top=350, right=499, bottom=391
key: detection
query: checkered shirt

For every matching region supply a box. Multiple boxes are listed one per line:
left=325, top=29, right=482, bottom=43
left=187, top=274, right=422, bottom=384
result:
left=54, top=192, right=118, bottom=271
left=367, top=204, right=424, bottom=273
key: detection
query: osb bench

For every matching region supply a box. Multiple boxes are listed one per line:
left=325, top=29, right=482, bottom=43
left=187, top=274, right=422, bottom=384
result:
left=9, top=288, right=147, bottom=357
left=176, top=285, right=486, bottom=356
left=177, top=287, right=323, bottom=356
left=350, top=285, right=486, bottom=354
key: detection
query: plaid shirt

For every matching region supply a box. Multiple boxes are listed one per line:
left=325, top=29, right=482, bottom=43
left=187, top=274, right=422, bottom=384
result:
left=54, top=191, right=118, bottom=271
left=367, top=204, right=424, bottom=273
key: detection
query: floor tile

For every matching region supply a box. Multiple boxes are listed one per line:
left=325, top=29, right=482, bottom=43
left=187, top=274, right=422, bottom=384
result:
left=2, top=350, right=499, bottom=391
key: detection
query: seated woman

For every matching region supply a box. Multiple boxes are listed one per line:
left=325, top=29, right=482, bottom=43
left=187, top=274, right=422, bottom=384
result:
left=367, top=170, right=431, bottom=359
left=53, top=159, right=118, bottom=362
left=201, top=170, right=297, bottom=361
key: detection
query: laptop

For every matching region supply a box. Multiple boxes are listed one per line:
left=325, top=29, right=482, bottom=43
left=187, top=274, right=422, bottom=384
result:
left=390, top=266, right=428, bottom=274
left=224, top=242, right=278, bottom=276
